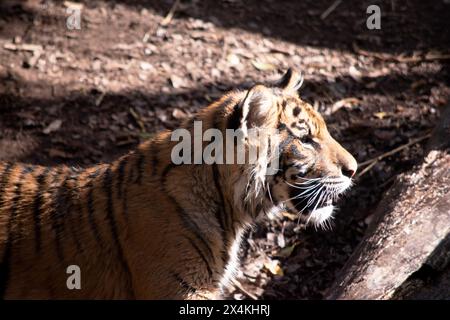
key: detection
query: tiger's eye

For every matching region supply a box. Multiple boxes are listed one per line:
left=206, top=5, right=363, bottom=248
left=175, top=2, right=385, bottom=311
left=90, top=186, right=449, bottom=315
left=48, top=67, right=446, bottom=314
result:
left=300, top=135, right=313, bottom=144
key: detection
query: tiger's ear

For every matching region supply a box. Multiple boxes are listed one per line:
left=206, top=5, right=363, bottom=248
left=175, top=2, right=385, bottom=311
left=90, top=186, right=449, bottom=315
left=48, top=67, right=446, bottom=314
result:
left=275, top=68, right=304, bottom=92
left=240, top=84, right=275, bottom=130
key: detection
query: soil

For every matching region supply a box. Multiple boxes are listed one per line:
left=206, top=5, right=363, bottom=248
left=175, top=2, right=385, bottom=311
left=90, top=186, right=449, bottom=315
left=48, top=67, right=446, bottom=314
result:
left=0, top=0, right=449, bottom=299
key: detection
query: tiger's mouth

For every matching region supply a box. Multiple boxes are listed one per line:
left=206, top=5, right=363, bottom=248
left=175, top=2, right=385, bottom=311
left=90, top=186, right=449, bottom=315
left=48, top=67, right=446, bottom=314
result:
left=285, top=176, right=352, bottom=227
left=290, top=192, right=335, bottom=214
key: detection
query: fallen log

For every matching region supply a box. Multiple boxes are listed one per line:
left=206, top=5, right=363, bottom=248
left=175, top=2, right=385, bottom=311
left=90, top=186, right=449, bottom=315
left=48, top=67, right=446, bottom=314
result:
left=326, top=102, right=450, bottom=300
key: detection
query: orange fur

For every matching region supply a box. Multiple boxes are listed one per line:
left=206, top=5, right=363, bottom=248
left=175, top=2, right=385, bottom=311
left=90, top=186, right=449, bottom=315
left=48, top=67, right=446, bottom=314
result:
left=0, top=69, right=357, bottom=299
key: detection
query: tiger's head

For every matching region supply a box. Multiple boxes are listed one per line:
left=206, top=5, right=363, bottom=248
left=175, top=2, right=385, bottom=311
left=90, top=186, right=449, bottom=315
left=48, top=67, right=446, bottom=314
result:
left=227, top=69, right=357, bottom=228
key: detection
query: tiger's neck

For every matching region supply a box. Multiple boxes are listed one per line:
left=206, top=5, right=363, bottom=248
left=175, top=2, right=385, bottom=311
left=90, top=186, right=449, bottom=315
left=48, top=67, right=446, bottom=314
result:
left=105, top=116, right=261, bottom=297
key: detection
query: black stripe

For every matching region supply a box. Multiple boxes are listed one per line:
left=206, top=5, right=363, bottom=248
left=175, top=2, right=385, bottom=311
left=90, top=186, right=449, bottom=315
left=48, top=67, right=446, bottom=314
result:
left=151, top=144, right=159, bottom=176
left=277, top=68, right=293, bottom=89
left=254, top=203, right=263, bottom=217
left=68, top=167, right=86, bottom=254
left=213, top=100, right=225, bottom=130
left=161, top=165, right=215, bottom=269
left=172, top=197, right=215, bottom=265
left=117, top=156, right=130, bottom=222
left=32, top=167, right=51, bottom=253
left=0, top=163, right=13, bottom=206
left=0, top=163, right=14, bottom=298
left=86, top=168, right=103, bottom=246
left=161, top=163, right=178, bottom=180
left=278, top=122, right=297, bottom=138
left=0, top=163, right=11, bottom=182
left=289, top=144, right=307, bottom=159
left=52, top=173, right=75, bottom=261
left=11, top=166, right=35, bottom=242
left=212, top=165, right=230, bottom=266
left=279, top=135, right=294, bottom=154
left=103, top=167, right=134, bottom=297
left=212, top=165, right=227, bottom=231
left=308, top=137, right=322, bottom=150
left=22, top=165, right=36, bottom=176
left=121, top=178, right=129, bottom=223
left=280, top=121, right=321, bottom=151
left=223, top=196, right=236, bottom=238
left=119, top=162, right=129, bottom=222
left=0, top=166, right=33, bottom=297
left=226, top=103, right=242, bottom=130
left=69, top=173, right=83, bottom=254
left=184, top=236, right=213, bottom=278
left=88, top=168, right=102, bottom=179
left=172, top=272, right=196, bottom=295
left=15, top=166, right=36, bottom=249
left=135, top=151, right=145, bottom=184
left=49, top=166, right=64, bottom=187
left=116, top=156, right=128, bottom=198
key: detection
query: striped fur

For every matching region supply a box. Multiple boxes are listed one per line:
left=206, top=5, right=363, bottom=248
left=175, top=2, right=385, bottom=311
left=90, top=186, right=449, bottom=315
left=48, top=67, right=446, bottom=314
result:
left=0, top=69, right=357, bottom=299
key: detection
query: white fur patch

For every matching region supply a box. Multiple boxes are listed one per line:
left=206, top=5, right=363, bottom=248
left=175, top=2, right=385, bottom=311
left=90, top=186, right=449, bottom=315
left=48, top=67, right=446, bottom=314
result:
left=309, top=205, right=335, bottom=227
left=219, top=228, right=246, bottom=290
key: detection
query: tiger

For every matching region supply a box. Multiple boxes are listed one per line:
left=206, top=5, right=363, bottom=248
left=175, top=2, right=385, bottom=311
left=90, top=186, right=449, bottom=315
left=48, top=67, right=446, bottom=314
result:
left=0, top=69, right=357, bottom=299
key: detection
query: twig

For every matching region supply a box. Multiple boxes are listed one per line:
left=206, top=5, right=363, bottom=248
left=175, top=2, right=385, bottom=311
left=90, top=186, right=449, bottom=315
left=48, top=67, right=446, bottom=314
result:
left=320, top=0, right=342, bottom=20
left=230, top=278, right=258, bottom=300
left=95, top=92, right=105, bottom=107
left=160, top=0, right=180, bottom=27
left=3, top=42, right=43, bottom=52
left=356, top=133, right=432, bottom=179
left=352, top=42, right=450, bottom=63
left=129, top=107, right=146, bottom=133
left=355, top=159, right=378, bottom=179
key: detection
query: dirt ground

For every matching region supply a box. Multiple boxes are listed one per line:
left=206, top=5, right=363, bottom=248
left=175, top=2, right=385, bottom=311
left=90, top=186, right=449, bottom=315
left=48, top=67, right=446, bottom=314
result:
left=0, top=0, right=449, bottom=299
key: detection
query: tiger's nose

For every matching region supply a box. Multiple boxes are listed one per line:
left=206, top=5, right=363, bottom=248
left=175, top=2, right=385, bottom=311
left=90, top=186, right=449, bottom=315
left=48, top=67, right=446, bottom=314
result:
left=340, top=155, right=358, bottom=178
left=329, top=137, right=358, bottom=179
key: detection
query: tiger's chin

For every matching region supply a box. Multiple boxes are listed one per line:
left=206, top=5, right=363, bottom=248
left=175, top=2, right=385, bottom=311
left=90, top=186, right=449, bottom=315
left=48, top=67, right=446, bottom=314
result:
left=275, top=198, right=336, bottom=229
left=267, top=201, right=336, bottom=230
left=306, top=204, right=335, bottom=229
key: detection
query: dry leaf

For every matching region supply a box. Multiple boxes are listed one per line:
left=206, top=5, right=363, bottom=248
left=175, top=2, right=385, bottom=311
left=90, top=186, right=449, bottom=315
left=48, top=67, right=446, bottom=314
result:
left=169, top=75, right=185, bottom=89
left=139, top=61, right=153, bottom=71
left=277, top=233, right=286, bottom=248
left=277, top=244, right=297, bottom=258
left=172, top=108, right=188, bottom=120
left=47, top=148, right=73, bottom=159
left=64, top=1, right=84, bottom=9
left=139, top=132, right=156, bottom=140
left=264, top=259, right=284, bottom=276
left=129, top=108, right=146, bottom=132
left=43, top=119, right=63, bottom=134
left=424, top=51, right=450, bottom=61
left=348, top=65, right=362, bottom=79
left=156, top=110, right=168, bottom=122
left=331, top=97, right=361, bottom=113
left=282, top=211, right=297, bottom=221
left=373, top=111, right=387, bottom=119
left=251, top=60, right=275, bottom=71
left=226, top=53, right=240, bottom=66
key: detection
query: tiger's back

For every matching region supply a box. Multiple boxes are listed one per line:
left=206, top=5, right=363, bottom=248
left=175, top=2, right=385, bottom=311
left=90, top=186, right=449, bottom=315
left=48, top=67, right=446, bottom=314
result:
left=0, top=122, right=239, bottom=299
